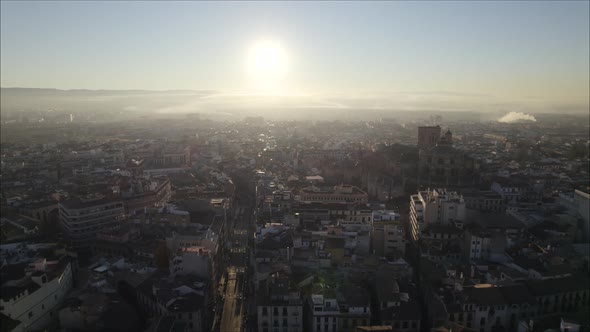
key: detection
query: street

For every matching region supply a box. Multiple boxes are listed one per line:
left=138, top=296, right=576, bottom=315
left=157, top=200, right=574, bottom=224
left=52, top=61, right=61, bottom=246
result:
left=217, top=203, right=253, bottom=332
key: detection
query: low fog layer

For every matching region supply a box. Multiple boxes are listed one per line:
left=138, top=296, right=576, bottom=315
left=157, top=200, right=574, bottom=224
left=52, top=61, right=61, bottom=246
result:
left=1, top=88, right=588, bottom=121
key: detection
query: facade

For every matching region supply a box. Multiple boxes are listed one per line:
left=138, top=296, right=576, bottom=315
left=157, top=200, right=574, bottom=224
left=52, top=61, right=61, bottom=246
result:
left=170, top=246, right=212, bottom=279
left=297, top=149, right=347, bottom=167
left=59, top=196, right=125, bottom=243
left=463, top=228, right=492, bottom=261
left=307, top=294, right=340, bottom=332
left=372, top=210, right=405, bottom=257
left=136, top=274, right=208, bottom=332
left=418, top=126, right=442, bottom=149
left=257, top=273, right=304, bottom=332
left=417, top=129, right=479, bottom=187
left=123, top=177, right=171, bottom=215
left=409, top=189, right=465, bottom=241
left=299, top=185, right=368, bottom=204
left=491, top=178, right=528, bottom=203
left=338, top=287, right=372, bottom=332
left=0, top=258, right=74, bottom=331
left=376, top=276, right=421, bottom=332
left=462, top=190, right=505, bottom=212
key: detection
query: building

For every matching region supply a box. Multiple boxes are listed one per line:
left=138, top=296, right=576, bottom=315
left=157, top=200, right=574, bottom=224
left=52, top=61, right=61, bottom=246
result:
left=126, top=159, right=145, bottom=178
left=257, top=272, right=304, bottom=332
left=338, top=286, right=372, bottom=332
left=491, top=177, right=530, bottom=204
left=170, top=246, right=211, bottom=279
left=136, top=273, right=209, bottom=332
left=58, top=293, right=140, bottom=332
left=375, top=274, right=421, bottom=332
left=409, top=189, right=465, bottom=241
left=464, top=212, right=525, bottom=262
left=59, top=195, right=125, bottom=243
left=418, top=126, right=442, bottom=149
left=461, top=190, right=505, bottom=212
left=574, top=189, right=589, bottom=241
left=122, top=177, right=171, bottom=215
left=306, top=293, right=340, bottom=332
left=0, top=210, right=40, bottom=238
left=417, top=129, right=479, bottom=187
left=1, top=255, right=75, bottom=331
left=371, top=210, right=405, bottom=258
left=297, top=149, right=347, bottom=167
left=299, top=185, right=368, bottom=204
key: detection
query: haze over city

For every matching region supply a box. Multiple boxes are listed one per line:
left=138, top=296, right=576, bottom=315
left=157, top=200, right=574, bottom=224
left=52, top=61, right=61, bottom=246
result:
left=1, top=1, right=589, bottom=117
left=0, top=2, right=588, bottom=332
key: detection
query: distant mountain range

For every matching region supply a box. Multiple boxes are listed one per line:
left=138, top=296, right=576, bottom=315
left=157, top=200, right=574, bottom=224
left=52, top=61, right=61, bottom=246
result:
left=1, top=87, right=215, bottom=96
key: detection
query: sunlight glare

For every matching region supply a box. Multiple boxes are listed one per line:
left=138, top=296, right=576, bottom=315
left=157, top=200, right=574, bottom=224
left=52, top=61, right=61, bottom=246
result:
left=246, top=40, right=288, bottom=90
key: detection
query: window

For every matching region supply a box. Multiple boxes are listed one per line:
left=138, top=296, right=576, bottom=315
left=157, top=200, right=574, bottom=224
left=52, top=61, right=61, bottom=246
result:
left=403, top=321, right=409, bottom=328
left=263, top=307, right=268, bottom=316
left=283, top=307, right=288, bottom=315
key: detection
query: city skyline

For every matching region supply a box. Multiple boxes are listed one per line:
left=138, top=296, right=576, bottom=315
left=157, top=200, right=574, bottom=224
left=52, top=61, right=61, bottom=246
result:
left=1, top=1, right=589, bottom=113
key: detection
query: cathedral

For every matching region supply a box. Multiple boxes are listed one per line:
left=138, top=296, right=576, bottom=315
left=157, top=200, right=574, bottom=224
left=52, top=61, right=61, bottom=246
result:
left=417, top=128, right=480, bottom=187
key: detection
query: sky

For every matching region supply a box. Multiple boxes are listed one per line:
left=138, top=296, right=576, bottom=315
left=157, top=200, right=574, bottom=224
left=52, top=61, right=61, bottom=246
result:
left=1, top=1, right=589, bottom=112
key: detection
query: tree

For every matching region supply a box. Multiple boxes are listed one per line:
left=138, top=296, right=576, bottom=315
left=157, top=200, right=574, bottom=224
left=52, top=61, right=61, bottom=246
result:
left=154, top=241, right=170, bottom=269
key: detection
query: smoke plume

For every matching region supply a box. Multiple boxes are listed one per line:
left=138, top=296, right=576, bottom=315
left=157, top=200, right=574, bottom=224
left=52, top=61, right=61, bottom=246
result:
left=498, top=112, right=537, bottom=123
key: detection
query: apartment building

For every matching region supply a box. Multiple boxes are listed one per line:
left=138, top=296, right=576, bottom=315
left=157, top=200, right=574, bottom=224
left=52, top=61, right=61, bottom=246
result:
left=59, top=196, right=125, bottom=243
left=409, top=189, right=465, bottom=241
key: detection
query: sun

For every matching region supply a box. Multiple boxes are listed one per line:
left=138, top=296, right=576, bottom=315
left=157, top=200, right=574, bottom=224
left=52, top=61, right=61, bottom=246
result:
left=246, top=40, right=288, bottom=90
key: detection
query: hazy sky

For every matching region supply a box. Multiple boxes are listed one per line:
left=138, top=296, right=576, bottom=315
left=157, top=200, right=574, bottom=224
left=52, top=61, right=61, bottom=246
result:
left=1, top=1, right=589, bottom=106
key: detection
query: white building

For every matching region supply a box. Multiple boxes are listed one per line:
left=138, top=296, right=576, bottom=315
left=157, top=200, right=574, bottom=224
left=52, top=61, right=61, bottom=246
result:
left=409, top=189, right=465, bottom=241
left=1, top=257, right=74, bottom=331
left=307, top=294, right=340, bottom=332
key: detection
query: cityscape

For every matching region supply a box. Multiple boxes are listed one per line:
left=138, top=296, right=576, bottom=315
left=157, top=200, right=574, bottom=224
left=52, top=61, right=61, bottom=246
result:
left=1, top=2, right=589, bottom=332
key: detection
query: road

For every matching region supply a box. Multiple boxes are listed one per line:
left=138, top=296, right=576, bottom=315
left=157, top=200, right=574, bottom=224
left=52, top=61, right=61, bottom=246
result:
left=218, top=203, right=252, bottom=332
